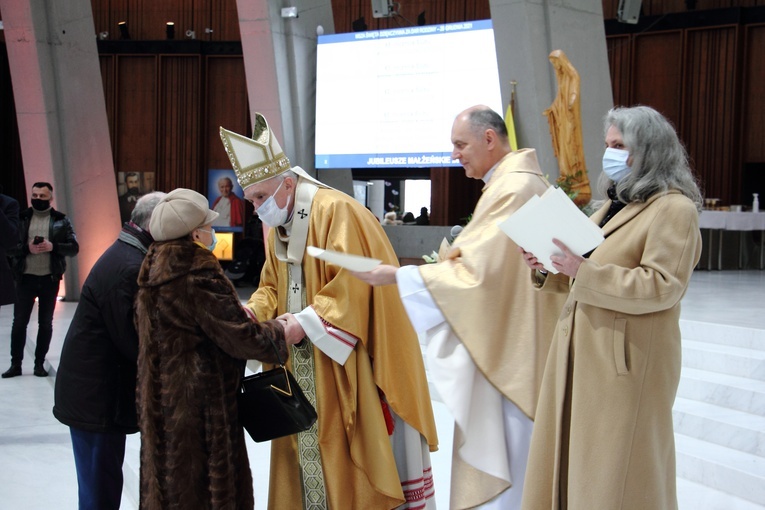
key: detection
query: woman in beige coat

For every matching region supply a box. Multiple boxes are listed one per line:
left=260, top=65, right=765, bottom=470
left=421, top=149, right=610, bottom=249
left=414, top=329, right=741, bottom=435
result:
left=520, top=106, right=703, bottom=510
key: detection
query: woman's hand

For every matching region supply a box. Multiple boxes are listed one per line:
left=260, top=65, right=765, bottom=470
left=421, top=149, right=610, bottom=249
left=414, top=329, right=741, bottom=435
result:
left=276, top=313, right=306, bottom=346
left=549, top=238, right=584, bottom=278
left=349, top=264, right=399, bottom=286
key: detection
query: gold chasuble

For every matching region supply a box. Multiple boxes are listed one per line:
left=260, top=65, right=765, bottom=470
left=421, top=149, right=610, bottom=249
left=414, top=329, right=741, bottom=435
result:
left=419, top=149, right=567, bottom=508
left=247, top=180, right=438, bottom=510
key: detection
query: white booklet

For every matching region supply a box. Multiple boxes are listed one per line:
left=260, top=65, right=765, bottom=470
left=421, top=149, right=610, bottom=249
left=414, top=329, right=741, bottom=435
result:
left=497, top=186, right=604, bottom=274
left=306, top=246, right=381, bottom=272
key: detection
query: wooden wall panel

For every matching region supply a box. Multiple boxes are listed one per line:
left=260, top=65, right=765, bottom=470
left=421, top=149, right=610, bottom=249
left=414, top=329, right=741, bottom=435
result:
left=99, top=55, right=116, bottom=147
left=137, top=4, right=183, bottom=41
left=158, top=55, right=202, bottom=193
left=633, top=31, right=683, bottom=123
left=330, top=0, right=490, bottom=34
left=606, top=35, right=632, bottom=108
left=91, top=0, right=241, bottom=42
left=429, top=167, right=483, bottom=226
left=103, top=52, right=246, bottom=195
left=206, top=56, right=248, bottom=169
left=429, top=167, right=449, bottom=227
left=682, top=26, right=739, bottom=202
left=90, top=0, right=111, bottom=35
left=115, top=55, right=157, bottom=175
left=742, top=24, right=765, bottom=163
left=602, top=0, right=765, bottom=18
left=210, top=0, right=241, bottom=41
left=94, top=0, right=137, bottom=40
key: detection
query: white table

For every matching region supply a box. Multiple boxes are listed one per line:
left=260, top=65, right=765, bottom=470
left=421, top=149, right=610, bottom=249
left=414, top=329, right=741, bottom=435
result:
left=698, top=211, right=765, bottom=269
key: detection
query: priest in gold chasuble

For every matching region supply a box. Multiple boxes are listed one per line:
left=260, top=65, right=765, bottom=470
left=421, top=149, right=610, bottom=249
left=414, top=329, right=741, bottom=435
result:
left=220, top=115, right=438, bottom=510
left=353, top=106, right=567, bottom=510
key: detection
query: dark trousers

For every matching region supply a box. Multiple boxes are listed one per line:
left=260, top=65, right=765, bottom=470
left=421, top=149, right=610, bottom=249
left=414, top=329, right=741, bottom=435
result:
left=10, top=274, right=60, bottom=365
left=70, top=427, right=127, bottom=510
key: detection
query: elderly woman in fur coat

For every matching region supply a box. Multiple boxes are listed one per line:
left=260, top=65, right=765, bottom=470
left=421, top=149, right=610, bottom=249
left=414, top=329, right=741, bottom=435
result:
left=135, top=188, right=296, bottom=509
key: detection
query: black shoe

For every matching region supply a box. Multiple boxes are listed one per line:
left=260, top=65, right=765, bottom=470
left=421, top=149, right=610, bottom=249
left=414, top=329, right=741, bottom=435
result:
left=33, top=364, right=48, bottom=377
left=2, top=365, right=22, bottom=378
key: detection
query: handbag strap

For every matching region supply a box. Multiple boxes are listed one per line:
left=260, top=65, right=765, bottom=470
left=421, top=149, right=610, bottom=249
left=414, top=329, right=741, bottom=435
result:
left=266, top=334, right=285, bottom=366
left=264, top=335, right=293, bottom=398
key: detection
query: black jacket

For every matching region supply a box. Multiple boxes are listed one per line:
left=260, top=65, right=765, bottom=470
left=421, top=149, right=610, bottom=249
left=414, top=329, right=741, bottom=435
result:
left=53, top=235, right=146, bottom=433
left=10, top=207, right=79, bottom=280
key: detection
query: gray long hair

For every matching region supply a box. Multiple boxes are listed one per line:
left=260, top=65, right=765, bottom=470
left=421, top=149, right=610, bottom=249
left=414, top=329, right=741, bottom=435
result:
left=598, top=106, right=702, bottom=211
left=131, top=191, right=167, bottom=230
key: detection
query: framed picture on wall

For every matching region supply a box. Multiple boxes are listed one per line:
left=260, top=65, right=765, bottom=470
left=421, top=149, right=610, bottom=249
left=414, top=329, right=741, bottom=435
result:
left=116, top=171, right=156, bottom=224
left=208, top=169, right=245, bottom=233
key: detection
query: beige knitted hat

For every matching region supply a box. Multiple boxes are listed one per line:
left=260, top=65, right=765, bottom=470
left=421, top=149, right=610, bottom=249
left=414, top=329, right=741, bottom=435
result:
left=149, top=188, right=219, bottom=241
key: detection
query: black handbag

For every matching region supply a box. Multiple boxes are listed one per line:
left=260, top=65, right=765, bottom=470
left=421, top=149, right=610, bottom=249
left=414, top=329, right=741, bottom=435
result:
left=237, top=338, right=318, bottom=443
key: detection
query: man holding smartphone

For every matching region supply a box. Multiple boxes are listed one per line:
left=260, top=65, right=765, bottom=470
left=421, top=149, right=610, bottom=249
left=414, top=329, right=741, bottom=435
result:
left=3, top=182, right=79, bottom=378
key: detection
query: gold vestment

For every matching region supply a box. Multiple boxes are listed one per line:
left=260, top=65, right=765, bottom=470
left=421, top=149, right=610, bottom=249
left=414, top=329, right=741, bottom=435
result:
left=248, top=185, right=438, bottom=509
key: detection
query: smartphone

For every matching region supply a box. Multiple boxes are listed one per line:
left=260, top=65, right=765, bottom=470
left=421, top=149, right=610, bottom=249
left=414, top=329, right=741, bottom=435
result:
left=33, top=236, right=44, bottom=245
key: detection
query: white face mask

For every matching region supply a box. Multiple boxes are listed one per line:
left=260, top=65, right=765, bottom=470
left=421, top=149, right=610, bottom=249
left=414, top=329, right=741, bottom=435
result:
left=602, top=147, right=632, bottom=183
left=256, top=180, right=291, bottom=228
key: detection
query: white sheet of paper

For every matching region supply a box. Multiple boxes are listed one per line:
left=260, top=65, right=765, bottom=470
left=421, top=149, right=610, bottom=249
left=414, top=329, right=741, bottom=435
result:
left=306, top=246, right=382, bottom=272
left=498, top=186, right=604, bottom=274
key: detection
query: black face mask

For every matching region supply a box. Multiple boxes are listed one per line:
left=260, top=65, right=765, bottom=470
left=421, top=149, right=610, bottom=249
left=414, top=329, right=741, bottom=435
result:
left=31, top=199, right=50, bottom=211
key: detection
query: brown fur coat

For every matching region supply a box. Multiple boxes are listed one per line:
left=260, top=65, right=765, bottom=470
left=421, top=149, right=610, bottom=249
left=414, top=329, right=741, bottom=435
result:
left=135, top=239, right=286, bottom=509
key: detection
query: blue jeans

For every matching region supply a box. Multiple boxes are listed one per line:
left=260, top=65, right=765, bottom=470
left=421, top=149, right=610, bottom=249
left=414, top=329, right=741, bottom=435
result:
left=9, top=274, right=60, bottom=365
left=70, top=427, right=127, bottom=510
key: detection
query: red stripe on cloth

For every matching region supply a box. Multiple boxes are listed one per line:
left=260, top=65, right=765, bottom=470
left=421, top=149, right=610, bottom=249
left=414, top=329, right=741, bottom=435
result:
left=402, top=470, right=435, bottom=506
left=326, top=328, right=357, bottom=348
left=402, top=467, right=432, bottom=485
left=318, top=315, right=359, bottom=348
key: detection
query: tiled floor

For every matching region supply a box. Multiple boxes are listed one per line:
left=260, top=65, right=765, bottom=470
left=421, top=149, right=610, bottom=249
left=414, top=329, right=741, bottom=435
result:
left=0, top=269, right=763, bottom=509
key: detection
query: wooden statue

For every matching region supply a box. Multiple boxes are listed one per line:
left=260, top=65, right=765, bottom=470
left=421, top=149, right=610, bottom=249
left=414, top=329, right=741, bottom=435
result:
left=543, top=49, right=591, bottom=207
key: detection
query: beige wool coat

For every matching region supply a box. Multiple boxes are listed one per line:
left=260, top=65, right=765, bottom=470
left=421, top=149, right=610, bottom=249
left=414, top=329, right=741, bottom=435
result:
left=521, top=190, right=701, bottom=510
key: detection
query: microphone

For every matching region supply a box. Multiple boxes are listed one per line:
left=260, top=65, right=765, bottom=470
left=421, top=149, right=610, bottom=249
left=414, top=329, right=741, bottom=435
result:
left=449, top=225, right=463, bottom=242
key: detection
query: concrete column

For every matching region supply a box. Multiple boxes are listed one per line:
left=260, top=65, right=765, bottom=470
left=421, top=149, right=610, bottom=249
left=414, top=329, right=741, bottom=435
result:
left=235, top=0, right=353, bottom=194
left=1, top=0, right=119, bottom=300
left=490, top=0, right=614, bottom=200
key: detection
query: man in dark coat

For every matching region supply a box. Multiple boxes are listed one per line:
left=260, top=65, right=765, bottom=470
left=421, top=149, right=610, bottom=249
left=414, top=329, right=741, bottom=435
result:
left=53, top=192, right=165, bottom=510
left=3, top=182, right=79, bottom=378
left=0, top=186, right=20, bottom=310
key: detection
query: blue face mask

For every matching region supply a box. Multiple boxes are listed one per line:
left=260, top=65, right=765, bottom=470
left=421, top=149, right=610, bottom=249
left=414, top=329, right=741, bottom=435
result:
left=198, top=228, right=218, bottom=252
left=602, top=147, right=632, bottom=182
